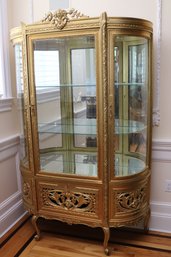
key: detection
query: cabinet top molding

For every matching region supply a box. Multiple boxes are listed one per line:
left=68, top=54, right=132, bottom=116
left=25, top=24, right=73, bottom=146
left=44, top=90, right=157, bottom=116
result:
left=10, top=11, right=152, bottom=44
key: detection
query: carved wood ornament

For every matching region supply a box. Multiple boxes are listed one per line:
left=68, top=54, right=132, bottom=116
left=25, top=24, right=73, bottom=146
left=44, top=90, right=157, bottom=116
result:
left=42, top=8, right=85, bottom=29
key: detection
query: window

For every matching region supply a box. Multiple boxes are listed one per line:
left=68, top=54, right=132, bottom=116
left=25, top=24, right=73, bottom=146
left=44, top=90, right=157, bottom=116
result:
left=15, top=44, right=23, bottom=93
left=34, top=50, right=60, bottom=89
left=0, top=49, right=4, bottom=97
left=0, top=0, right=12, bottom=106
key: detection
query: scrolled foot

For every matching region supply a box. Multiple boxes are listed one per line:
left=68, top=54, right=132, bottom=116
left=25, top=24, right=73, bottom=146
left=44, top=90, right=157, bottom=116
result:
left=103, top=227, right=110, bottom=255
left=34, top=234, right=40, bottom=241
left=32, top=215, right=41, bottom=240
left=104, top=247, right=110, bottom=256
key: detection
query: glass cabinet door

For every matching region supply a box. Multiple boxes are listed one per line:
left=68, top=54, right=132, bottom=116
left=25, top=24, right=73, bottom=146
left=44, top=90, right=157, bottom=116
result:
left=32, top=35, right=97, bottom=177
left=113, top=36, right=149, bottom=177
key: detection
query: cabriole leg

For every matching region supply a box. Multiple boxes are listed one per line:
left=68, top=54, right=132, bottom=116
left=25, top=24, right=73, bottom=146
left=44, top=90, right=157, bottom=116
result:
left=32, top=215, right=40, bottom=240
left=103, top=227, right=110, bottom=255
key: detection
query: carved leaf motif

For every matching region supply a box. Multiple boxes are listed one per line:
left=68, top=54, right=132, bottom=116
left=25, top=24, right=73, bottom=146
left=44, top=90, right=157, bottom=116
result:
left=23, top=182, right=30, bottom=197
left=116, top=187, right=146, bottom=211
left=23, top=181, right=32, bottom=203
left=42, top=8, right=85, bottom=29
left=42, top=188, right=95, bottom=213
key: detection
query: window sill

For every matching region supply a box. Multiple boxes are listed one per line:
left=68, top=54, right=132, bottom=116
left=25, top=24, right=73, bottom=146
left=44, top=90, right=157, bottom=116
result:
left=0, top=97, right=14, bottom=112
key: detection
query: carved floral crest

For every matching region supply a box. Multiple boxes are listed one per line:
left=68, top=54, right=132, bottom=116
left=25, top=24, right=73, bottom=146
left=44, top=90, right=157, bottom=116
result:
left=42, top=8, right=85, bottom=29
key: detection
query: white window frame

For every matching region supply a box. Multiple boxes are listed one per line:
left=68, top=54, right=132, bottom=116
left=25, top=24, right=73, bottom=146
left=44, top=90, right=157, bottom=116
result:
left=0, top=0, right=13, bottom=112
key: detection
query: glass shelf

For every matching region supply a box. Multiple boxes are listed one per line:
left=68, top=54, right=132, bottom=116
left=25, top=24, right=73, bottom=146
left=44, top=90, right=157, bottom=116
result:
left=40, top=151, right=97, bottom=177
left=38, top=118, right=97, bottom=135
left=115, top=82, right=145, bottom=87
left=35, top=82, right=146, bottom=89
left=38, top=118, right=146, bottom=135
left=36, top=84, right=96, bottom=89
left=115, top=153, right=146, bottom=176
left=115, top=119, right=146, bottom=134
left=40, top=151, right=145, bottom=177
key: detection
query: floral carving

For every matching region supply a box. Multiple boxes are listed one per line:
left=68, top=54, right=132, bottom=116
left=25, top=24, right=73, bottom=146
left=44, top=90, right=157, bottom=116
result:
left=116, top=187, right=146, bottom=212
left=42, top=9, right=85, bottom=29
left=42, top=188, right=96, bottom=213
left=23, top=181, right=31, bottom=202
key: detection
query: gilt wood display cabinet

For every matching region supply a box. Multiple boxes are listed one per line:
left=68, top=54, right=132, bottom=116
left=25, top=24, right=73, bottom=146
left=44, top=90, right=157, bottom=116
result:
left=11, top=9, right=153, bottom=255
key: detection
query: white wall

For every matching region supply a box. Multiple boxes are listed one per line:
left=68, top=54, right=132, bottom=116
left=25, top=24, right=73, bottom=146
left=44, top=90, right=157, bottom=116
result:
left=1, top=0, right=171, bottom=237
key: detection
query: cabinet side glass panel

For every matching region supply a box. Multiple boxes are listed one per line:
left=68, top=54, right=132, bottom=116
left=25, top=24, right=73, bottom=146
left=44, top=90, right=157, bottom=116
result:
left=14, top=44, right=28, bottom=167
left=114, top=36, right=149, bottom=177
left=33, top=36, right=97, bottom=177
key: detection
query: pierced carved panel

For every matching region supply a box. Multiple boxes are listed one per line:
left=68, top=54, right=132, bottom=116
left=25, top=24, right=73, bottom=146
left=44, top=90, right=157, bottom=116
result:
left=115, top=186, right=147, bottom=213
left=40, top=186, right=96, bottom=214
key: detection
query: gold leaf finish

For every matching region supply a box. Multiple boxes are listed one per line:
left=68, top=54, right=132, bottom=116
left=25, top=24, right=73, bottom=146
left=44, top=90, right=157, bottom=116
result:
left=42, top=8, right=85, bottom=29
left=116, top=187, right=146, bottom=211
left=10, top=10, right=153, bottom=256
left=42, top=188, right=96, bottom=213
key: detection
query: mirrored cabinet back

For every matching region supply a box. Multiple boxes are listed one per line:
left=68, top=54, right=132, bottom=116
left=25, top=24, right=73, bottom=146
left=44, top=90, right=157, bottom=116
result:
left=10, top=9, right=153, bottom=255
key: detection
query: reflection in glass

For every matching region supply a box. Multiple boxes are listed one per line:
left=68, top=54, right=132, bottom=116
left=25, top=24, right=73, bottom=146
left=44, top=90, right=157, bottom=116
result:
left=33, top=36, right=97, bottom=176
left=33, top=43, right=62, bottom=150
left=40, top=152, right=64, bottom=172
left=71, top=48, right=96, bottom=148
left=114, top=36, right=148, bottom=177
left=74, top=153, right=97, bottom=176
left=115, top=154, right=145, bottom=176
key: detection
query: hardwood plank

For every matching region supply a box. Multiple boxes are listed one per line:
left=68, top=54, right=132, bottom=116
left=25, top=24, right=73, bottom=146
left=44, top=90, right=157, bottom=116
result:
left=17, top=240, right=37, bottom=257
left=19, top=232, right=171, bottom=257
left=38, top=219, right=171, bottom=252
left=110, top=229, right=171, bottom=251
left=112, top=244, right=171, bottom=257
left=19, top=233, right=121, bottom=257
left=0, top=218, right=35, bottom=257
left=0, top=213, right=30, bottom=245
left=1, top=217, right=171, bottom=257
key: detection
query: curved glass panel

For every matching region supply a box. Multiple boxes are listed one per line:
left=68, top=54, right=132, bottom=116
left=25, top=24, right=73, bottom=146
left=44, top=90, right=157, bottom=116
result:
left=114, top=36, right=149, bottom=177
left=14, top=44, right=28, bottom=167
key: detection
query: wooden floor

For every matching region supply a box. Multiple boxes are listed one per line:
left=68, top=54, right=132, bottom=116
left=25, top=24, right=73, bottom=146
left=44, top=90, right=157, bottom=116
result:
left=1, top=217, right=171, bottom=257
left=18, top=232, right=171, bottom=257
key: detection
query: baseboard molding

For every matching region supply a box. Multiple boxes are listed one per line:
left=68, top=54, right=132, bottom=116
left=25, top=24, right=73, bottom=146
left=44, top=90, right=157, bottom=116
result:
left=150, top=201, right=171, bottom=233
left=0, top=191, right=22, bottom=216
left=0, top=134, right=26, bottom=238
left=0, top=199, right=27, bottom=238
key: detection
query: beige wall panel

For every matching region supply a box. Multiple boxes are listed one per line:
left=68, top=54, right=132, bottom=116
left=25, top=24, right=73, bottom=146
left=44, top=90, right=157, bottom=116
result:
left=0, top=110, right=19, bottom=140
left=33, top=0, right=49, bottom=22
left=153, top=0, right=171, bottom=140
left=70, top=0, right=156, bottom=21
left=0, top=155, right=18, bottom=203
left=151, top=161, right=171, bottom=203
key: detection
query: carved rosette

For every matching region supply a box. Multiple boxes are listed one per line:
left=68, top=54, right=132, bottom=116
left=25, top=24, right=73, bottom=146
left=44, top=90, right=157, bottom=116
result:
left=41, top=188, right=96, bottom=213
left=42, top=8, right=85, bottom=29
left=116, top=187, right=146, bottom=212
left=23, top=181, right=32, bottom=203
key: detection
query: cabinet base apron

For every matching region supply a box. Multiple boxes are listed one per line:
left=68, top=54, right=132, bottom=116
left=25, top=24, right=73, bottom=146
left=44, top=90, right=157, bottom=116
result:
left=31, top=210, right=150, bottom=255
